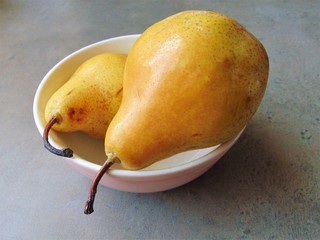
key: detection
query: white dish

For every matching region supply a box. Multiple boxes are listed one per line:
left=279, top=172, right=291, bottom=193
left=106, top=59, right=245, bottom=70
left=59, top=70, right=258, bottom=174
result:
left=33, top=34, right=244, bottom=193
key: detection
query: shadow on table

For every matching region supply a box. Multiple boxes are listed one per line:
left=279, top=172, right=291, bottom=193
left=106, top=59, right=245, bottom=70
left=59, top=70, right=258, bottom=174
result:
left=160, top=122, right=318, bottom=234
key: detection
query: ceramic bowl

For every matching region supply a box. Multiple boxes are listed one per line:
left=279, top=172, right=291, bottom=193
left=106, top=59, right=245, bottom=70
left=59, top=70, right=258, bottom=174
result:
left=33, top=34, right=244, bottom=193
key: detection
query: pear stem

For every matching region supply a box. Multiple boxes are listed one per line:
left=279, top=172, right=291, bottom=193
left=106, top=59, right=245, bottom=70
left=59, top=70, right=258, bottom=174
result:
left=84, top=158, right=114, bottom=215
left=43, top=116, right=73, bottom=158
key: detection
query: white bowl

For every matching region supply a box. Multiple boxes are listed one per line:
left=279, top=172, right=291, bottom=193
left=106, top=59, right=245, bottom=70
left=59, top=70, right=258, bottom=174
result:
left=33, top=34, right=244, bottom=193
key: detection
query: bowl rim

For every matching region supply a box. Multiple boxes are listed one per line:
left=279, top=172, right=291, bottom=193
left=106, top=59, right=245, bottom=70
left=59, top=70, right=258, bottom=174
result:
left=70, top=128, right=243, bottom=179
left=33, top=34, right=244, bottom=180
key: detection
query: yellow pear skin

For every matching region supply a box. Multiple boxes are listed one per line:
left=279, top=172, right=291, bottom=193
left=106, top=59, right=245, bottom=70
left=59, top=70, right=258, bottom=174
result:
left=105, top=11, right=269, bottom=170
left=45, top=53, right=126, bottom=139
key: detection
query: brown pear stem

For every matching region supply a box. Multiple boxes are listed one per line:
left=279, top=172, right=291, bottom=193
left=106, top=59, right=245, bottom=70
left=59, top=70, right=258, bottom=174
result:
left=43, top=116, right=73, bottom=158
left=84, top=158, right=114, bottom=215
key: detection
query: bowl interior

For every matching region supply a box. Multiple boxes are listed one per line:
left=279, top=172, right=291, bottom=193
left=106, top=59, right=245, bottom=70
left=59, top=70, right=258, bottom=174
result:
left=33, top=34, right=240, bottom=177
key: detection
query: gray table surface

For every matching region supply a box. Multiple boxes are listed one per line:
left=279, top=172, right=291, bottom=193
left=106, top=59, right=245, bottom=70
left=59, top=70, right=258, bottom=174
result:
left=1, top=0, right=319, bottom=239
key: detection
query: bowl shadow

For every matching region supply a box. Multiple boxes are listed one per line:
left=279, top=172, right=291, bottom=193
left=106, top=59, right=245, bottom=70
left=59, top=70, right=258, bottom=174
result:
left=153, top=122, right=319, bottom=235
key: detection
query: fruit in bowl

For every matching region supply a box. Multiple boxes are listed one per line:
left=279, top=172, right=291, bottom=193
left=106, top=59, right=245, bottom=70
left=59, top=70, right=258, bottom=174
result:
left=34, top=10, right=269, bottom=215
left=43, top=53, right=126, bottom=157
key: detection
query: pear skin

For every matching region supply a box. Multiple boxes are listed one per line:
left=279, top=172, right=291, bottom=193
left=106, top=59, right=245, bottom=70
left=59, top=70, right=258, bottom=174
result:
left=45, top=53, right=126, bottom=139
left=85, top=10, right=269, bottom=215
left=104, top=11, right=269, bottom=170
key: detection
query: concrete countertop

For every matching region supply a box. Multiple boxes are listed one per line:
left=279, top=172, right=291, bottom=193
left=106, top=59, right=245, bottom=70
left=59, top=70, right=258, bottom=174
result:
left=1, top=0, right=319, bottom=239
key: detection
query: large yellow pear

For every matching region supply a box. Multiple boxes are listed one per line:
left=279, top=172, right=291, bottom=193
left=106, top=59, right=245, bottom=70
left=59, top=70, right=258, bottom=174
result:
left=105, top=10, right=269, bottom=169
left=45, top=53, right=126, bottom=139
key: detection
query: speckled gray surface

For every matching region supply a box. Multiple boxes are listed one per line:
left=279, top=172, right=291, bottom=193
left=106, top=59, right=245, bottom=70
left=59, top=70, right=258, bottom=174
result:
left=1, top=0, right=319, bottom=239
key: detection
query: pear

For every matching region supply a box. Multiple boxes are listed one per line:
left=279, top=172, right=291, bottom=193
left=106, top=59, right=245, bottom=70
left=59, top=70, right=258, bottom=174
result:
left=43, top=53, right=127, bottom=157
left=84, top=11, right=269, bottom=214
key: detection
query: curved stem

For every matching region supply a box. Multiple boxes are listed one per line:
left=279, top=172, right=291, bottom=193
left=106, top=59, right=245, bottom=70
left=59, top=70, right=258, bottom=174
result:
left=43, top=116, right=73, bottom=158
left=84, top=158, right=114, bottom=215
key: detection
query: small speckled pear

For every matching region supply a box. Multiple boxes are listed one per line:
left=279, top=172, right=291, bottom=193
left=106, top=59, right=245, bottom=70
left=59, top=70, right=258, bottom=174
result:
left=43, top=53, right=127, bottom=157
left=85, top=10, right=269, bottom=214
